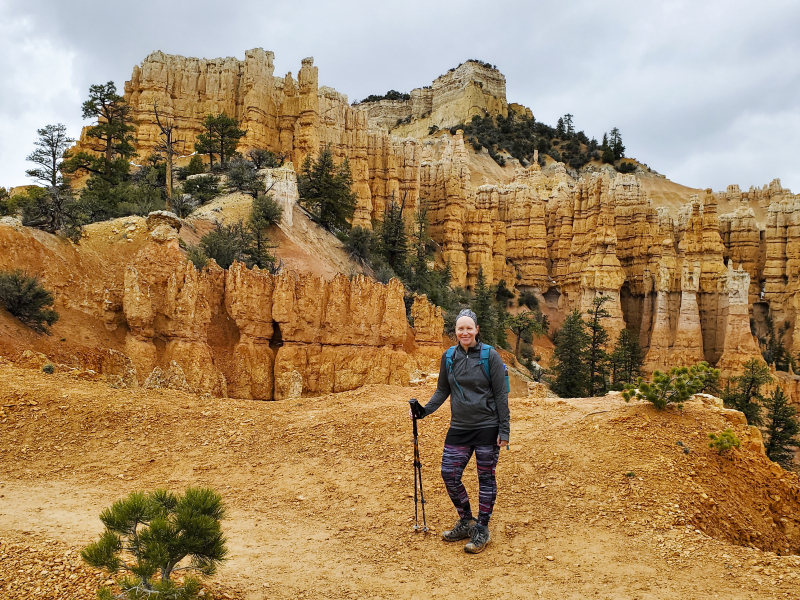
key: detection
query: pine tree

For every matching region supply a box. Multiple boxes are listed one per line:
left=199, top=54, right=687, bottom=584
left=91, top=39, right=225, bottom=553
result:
left=377, top=192, right=409, bottom=274
left=586, top=295, right=611, bottom=396
left=0, top=269, right=60, bottom=334
left=722, top=358, right=771, bottom=426
left=762, top=387, right=800, bottom=467
left=563, top=113, right=574, bottom=137
left=297, top=145, right=357, bottom=233
left=507, top=311, right=545, bottom=356
left=609, top=127, right=625, bottom=161
left=610, top=328, right=644, bottom=388
left=81, top=487, right=228, bottom=599
left=62, top=82, right=136, bottom=184
left=556, top=117, right=565, bottom=138
left=472, top=267, right=497, bottom=346
left=194, top=113, right=246, bottom=169
left=551, top=309, right=590, bottom=397
left=25, top=124, right=74, bottom=188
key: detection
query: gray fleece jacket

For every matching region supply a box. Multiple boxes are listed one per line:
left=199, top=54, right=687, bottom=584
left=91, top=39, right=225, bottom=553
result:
left=420, top=342, right=510, bottom=442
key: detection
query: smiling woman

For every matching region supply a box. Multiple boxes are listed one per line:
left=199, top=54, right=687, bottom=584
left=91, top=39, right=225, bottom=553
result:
left=409, top=308, right=510, bottom=554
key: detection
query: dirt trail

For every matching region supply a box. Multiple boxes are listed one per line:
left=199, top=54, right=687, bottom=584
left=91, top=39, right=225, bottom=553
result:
left=1, top=365, right=799, bottom=599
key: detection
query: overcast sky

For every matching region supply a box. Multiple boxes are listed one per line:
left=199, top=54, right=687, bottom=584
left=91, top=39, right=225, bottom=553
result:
left=1, top=0, right=798, bottom=194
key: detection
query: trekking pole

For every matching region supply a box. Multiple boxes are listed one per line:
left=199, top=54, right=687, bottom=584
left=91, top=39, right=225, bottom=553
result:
left=409, top=398, right=428, bottom=533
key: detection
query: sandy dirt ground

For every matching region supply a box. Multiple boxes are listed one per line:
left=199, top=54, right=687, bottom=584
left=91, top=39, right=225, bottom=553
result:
left=1, top=364, right=799, bottom=599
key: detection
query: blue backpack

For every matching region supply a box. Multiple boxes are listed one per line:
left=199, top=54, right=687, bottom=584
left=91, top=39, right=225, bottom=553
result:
left=445, top=344, right=510, bottom=401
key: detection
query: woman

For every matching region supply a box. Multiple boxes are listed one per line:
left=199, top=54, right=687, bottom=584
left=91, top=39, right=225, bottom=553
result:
left=410, top=308, right=510, bottom=554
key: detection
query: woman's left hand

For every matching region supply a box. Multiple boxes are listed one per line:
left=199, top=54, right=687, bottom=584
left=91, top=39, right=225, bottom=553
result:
left=498, top=436, right=509, bottom=449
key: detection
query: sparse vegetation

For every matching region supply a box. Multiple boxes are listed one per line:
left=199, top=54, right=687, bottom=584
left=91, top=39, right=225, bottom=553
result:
left=297, top=145, right=357, bottom=234
left=708, top=428, right=741, bottom=455
left=0, top=269, right=60, bottom=334
left=182, top=175, right=220, bottom=205
left=762, top=386, right=800, bottom=468
left=42, top=362, right=55, bottom=374
left=623, top=362, right=719, bottom=410
left=225, top=158, right=266, bottom=197
left=721, top=358, right=771, bottom=426
left=356, top=90, right=411, bottom=104
left=194, top=113, right=246, bottom=170
left=550, top=309, right=591, bottom=398
left=81, top=487, right=227, bottom=600
left=609, top=328, right=644, bottom=389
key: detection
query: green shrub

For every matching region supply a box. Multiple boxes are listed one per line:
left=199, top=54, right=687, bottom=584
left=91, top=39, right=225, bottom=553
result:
left=708, top=428, right=741, bottom=455
left=345, top=225, right=378, bottom=262
left=182, top=175, right=220, bottom=205
left=519, top=290, right=539, bottom=310
left=226, top=158, right=266, bottom=197
left=0, top=269, right=59, bottom=334
left=247, top=148, right=281, bottom=169
left=42, top=362, right=55, bottom=374
left=186, top=246, right=209, bottom=271
left=623, top=362, right=718, bottom=410
left=616, top=161, right=637, bottom=173
left=81, top=487, right=227, bottom=600
left=250, top=193, right=283, bottom=228
left=176, top=155, right=206, bottom=180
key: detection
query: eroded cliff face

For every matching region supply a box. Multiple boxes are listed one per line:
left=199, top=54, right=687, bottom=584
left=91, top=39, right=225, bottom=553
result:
left=64, top=48, right=800, bottom=400
left=0, top=214, right=444, bottom=401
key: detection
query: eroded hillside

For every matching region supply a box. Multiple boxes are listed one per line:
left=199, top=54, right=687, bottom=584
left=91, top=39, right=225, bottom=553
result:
left=1, top=364, right=799, bottom=599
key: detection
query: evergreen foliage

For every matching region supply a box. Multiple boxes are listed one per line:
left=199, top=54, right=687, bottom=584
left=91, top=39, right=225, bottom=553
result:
left=297, top=145, right=357, bottom=233
left=344, top=225, right=378, bottom=264
left=81, top=487, right=227, bottom=600
left=247, top=148, right=281, bottom=169
left=0, top=269, right=60, bottom=334
left=376, top=193, right=409, bottom=274
left=250, top=193, right=283, bottom=228
left=177, top=155, right=206, bottom=180
left=762, top=387, right=800, bottom=467
left=708, top=428, right=741, bottom=455
left=225, top=158, right=266, bottom=197
left=248, top=194, right=281, bottom=270
left=62, top=82, right=136, bottom=185
left=507, top=311, right=545, bottom=356
left=756, top=314, right=793, bottom=371
left=586, top=295, right=611, bottom=396
left=25, top=124, right=74, bottom=188
left=550, top=309, right=590, bottom=398
left=609, top=127, right=625, bottom=160
left=358, top=90, right=411, bottom=103
left=472, top=267, right=498, bottom=346
left=616, top=161, right=637, bottom=174
left=182, top=175, right=220, bottom=205
left=518, top=290, right=538, bottom=310
left=609, top=328, right=644, bottom=389
left=194, top=113, right=246, bottom=169
left=623, top=362, right=719, bottom=410
left=721, top=358, right=771, bottom=426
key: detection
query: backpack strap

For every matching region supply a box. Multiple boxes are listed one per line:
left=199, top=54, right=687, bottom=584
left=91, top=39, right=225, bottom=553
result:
left=480, top=344, right=492, bottom=382
left=445, top=346, right=466, bottom=402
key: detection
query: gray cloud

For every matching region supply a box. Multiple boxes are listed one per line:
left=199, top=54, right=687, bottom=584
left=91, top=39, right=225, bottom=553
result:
left=2, top=0, right=799, bottom=193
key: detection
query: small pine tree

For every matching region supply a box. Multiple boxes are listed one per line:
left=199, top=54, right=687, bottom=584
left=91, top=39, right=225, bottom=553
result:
left=624, top=362, right=718, bottom=410
left=226, top=158, right=266, bottom=198
left=247, top=194, right=281, bottom=271
left=472, top=267, right=497, bottom=346
left=376, top=193, right=408, bottom=274
left=708, top=428, right=741, bottom=455
left=610, top=328, right=644, bottom=388
left=586, top=295, right=611, bottom=396
left=722, top=358, right=771, bottom=426
left=762, top=387, right=800, bottom=467
left=194, top=113, right=246, bottom=169
left=507, top=311, right=545, bottom=356
left=297, top=145, right=357, bottom=233
left=551, top=309, right=590, bottom=398
left=81, top=487, right=227, bottom=599
left=0, top=270, right=59, bottom=334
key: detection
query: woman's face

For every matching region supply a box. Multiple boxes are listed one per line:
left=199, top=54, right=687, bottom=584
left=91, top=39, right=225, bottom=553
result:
left=455, top=316, right=479, bottom=348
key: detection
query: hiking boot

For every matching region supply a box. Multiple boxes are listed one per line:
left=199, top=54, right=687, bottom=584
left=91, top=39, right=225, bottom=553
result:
left=441, top=517, right=476, bottom=542
left=464, top=524, right=491, bottom=553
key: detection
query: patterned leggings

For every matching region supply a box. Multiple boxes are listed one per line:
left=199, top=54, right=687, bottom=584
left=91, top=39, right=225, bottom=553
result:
left=440, top=444, right=500, bottom=526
